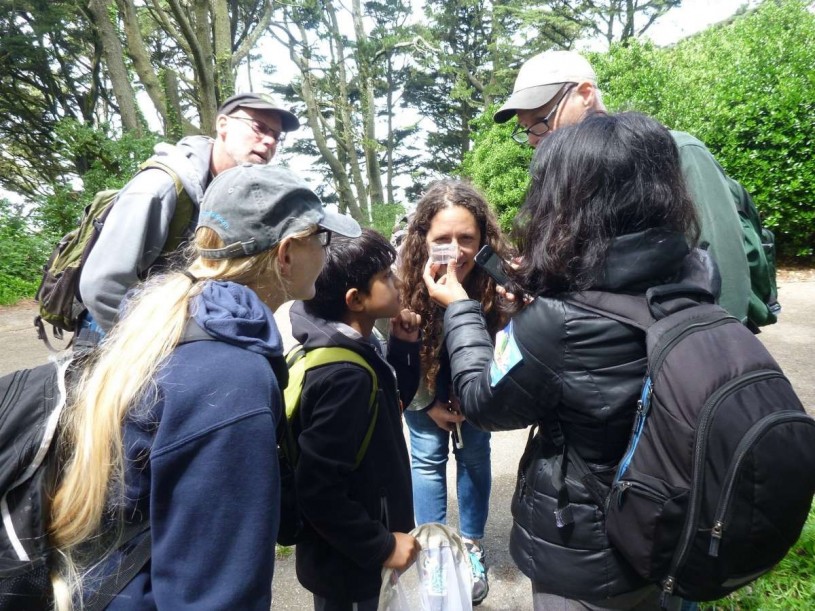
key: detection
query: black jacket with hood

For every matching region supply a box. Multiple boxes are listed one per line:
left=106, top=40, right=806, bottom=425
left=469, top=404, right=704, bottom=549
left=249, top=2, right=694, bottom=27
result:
left=290, top=301, right=420, bottom=602
left=442, top=230, right=716, bottom=601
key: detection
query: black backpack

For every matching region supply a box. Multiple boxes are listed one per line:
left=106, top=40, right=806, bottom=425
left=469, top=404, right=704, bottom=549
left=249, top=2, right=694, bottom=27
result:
left=568, top=280, right=815, bottom=603
left=0, top=360, right=150, bottom=610
left=0, top=360, right=67, bottom=610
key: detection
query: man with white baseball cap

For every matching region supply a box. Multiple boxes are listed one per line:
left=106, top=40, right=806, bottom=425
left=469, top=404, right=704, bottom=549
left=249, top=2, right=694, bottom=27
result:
left=495, top=49, right=764, bottom=330
left=494, top=50, right=600, bottom=146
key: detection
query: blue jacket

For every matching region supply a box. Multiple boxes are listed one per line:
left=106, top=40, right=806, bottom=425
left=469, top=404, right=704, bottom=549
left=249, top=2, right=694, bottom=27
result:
left=86, top=281, right=284, bottom=610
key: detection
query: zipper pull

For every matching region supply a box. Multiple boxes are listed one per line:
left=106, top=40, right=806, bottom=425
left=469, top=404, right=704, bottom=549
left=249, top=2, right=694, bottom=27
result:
left=659, top=577, right=675, bottom=609
left=640, top=376, right=653, bottom=415
left=709, top=521, right=723, bottom=557
left=616, top=481, right=631, bottom=509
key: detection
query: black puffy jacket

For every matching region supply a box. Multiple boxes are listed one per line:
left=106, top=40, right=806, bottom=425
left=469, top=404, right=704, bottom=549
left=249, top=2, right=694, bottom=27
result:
left=443, top=230, right=712, bottom=600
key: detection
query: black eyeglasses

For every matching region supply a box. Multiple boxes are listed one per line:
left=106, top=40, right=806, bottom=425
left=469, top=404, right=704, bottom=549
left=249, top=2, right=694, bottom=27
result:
left=511, top=84, right=575, bottom=144
left=315, top=229, right=332, bottom=247
left=228, top=115, right=286, bottom=143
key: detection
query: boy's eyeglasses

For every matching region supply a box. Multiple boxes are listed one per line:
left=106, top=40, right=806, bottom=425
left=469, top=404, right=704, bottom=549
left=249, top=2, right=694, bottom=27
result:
left=315, top=229, right=332, bottom=247
left=228, top=115, right=286, bottom=143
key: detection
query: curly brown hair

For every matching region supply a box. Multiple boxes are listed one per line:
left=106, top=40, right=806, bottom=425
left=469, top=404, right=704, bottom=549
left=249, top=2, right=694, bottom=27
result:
left=398, top=179, right=509, bottom=390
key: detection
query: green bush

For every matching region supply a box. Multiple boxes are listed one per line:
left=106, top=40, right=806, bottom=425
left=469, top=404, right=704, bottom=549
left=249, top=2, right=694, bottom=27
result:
left=0, top=121, right=163, bottom=304
left=36, top=120, right=160, bottom=241
left=369, top=202, right=407, bottom=240
left=594, top=0, right=815, bottom=259
left=0, top=199, right=51, bottom=303
left=460, top=109, right=532, bottom=233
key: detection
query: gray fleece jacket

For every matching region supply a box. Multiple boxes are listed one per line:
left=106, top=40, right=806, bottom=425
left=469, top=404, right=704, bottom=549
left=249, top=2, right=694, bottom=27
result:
left=79, top=136, right=213, bottom=331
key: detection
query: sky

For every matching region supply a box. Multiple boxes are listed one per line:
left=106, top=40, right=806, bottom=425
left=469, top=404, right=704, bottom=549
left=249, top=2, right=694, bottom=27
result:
left=641, top=0, right=759, bottom=45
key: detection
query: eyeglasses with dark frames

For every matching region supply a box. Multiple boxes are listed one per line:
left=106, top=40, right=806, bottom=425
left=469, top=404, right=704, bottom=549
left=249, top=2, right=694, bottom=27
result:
left=228, top=115, right=286, bottom=143
left=315, top=229, right=332, bottom=247
left=511, top=84, right=576, bottom=144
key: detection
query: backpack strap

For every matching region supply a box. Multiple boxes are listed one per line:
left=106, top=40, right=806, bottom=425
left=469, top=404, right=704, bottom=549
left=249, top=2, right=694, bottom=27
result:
left=84, top=522, right=151, bottom=611
left=284, top=345, right=379, bottom=469
left=139, top=158, right=195, bottom=255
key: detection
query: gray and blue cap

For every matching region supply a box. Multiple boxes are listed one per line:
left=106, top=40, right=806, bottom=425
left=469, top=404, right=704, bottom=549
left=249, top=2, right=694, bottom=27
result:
left=197, top=164, right=361, bottom=260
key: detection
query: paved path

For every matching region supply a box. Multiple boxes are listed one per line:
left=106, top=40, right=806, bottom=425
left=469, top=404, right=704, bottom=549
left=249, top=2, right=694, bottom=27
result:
left=1, top=281, right=812, bottom=609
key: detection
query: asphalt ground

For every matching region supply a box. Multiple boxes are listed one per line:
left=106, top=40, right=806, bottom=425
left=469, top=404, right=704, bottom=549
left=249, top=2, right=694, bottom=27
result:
left=1, top=279, right=812, bottom=609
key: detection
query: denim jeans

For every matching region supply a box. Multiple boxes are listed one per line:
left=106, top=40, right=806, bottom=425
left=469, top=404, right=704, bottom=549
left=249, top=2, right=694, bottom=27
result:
left=404, top=409, right=491, bottom=540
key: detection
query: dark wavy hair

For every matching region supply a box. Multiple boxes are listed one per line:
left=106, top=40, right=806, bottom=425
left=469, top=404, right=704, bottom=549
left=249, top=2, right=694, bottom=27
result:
left=510, top=112, right=700, bottom=300
left=399, top=179, right=508, bottom=390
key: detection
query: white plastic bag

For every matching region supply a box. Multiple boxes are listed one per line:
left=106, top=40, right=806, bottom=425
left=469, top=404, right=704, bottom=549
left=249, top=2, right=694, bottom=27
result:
left=379, top=523, right=473, bottom=611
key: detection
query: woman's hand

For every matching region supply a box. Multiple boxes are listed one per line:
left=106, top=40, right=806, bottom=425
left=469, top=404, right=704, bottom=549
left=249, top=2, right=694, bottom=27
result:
left=426, top=399, right=465, bottom=433
left=495, top=256, right=533, bottom=304
left=390, top=308, right=421, bottom=342
left=422, top=257, right=469, bottom=307
left=384, top=532, right=421, bottom=571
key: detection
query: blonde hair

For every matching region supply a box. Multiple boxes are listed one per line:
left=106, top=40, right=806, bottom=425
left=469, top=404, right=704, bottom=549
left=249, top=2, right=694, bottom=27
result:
left=49, top=226, right=313, bottom=610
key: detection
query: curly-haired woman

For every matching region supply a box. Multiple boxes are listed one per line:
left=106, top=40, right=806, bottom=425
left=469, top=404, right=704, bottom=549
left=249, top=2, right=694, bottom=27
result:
left=398, top=179, right=508, bottom=605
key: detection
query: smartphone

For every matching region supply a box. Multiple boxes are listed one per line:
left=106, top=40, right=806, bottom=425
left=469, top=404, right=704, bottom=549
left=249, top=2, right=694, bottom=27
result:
left=475, top=244, right=510, bottom=286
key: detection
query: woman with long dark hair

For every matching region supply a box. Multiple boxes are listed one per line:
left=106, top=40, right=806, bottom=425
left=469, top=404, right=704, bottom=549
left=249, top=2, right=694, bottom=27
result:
left=424, top=113, right=704, bottom=609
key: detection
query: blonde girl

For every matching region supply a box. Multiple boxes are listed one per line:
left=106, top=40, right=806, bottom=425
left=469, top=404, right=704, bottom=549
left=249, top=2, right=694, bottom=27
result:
left=48, top=164, right=360, bottom=610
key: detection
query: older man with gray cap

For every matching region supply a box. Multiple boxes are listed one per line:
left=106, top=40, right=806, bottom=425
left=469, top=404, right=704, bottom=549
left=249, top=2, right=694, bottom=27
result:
left=495, top=49, right=764, bottom=329
left=78, top=93, right=302, bottom=341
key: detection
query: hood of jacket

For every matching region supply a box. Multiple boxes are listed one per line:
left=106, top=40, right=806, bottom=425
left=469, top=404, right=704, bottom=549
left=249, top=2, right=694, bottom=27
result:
left=595, top=228, right=688, bottom=291
left=152, top=135, right=214, bottom=206
left=192, top=281, right=283, bottom=359
left=593, top=228, right=720, bottom=303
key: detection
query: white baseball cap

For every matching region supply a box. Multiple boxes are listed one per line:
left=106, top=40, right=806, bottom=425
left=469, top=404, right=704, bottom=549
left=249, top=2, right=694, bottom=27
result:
left=494, top=51, right=596, bottom=123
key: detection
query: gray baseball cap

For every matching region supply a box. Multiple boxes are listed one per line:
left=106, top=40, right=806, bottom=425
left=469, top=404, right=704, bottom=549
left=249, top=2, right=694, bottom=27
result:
left=217, top=93, right=300, bottom=132
left=197, top=164, right=361, bottom=260
left=494, top=51, right=596, bottom=123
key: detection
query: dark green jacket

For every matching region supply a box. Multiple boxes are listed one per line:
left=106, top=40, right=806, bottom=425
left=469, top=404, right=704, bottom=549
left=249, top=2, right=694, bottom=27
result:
left=672, top=131, right=751, bottom=324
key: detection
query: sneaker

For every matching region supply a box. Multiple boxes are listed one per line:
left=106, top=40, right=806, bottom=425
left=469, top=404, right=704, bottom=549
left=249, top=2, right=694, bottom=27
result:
left=463, top=538, right=489, bottom=605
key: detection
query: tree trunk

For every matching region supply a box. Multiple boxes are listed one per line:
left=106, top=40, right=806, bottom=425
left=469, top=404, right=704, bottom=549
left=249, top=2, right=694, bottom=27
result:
left=86, top=0, right=142, bottom=135
left=324, top=1, right=370, bottom=221
left=287, top=23, right=365, bottom=222
left=210, top=0, right=234, bottom=102
left=117, top=0, right=170, bottom=133
left=351, top=0, right=384, bottom=212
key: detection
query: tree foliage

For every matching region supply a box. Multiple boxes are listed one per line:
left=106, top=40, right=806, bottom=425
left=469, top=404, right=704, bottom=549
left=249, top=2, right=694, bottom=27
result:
left=464, top=0, right=815, bottom=259
left=0, top=1, right=105, bottom=200
left=404, top=0, right=585, bottom=180
left=581, top=0, right=682, bottom=45
left=268, top=0, right=424, bottom=223
left=593, top=0, right=815, bottom=258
